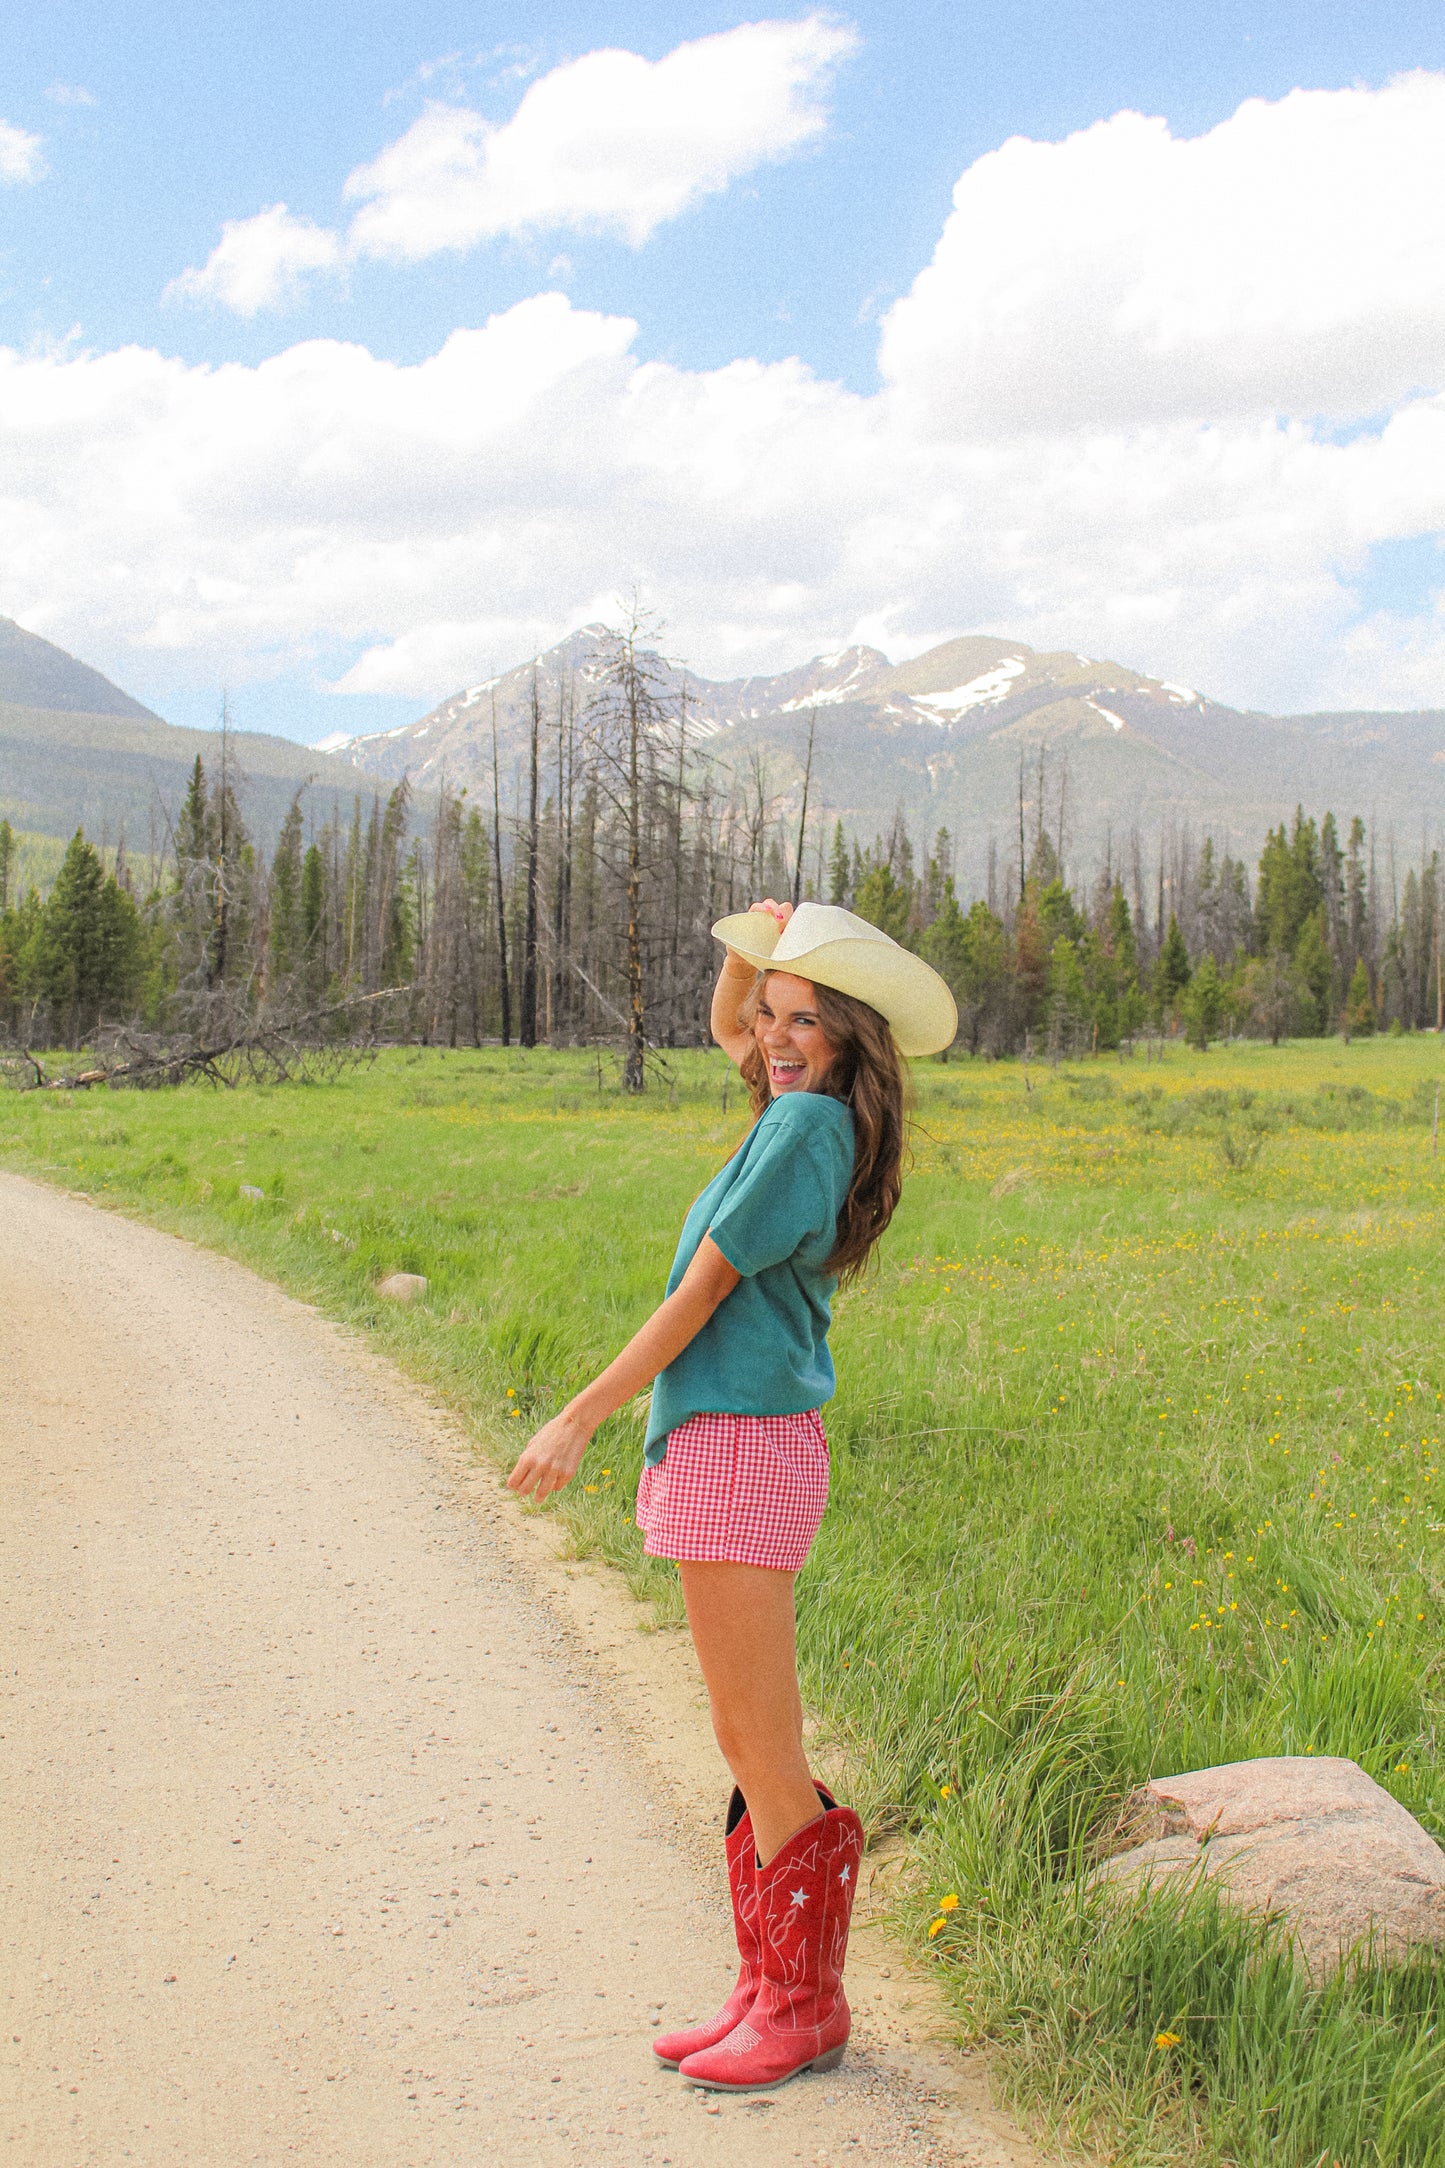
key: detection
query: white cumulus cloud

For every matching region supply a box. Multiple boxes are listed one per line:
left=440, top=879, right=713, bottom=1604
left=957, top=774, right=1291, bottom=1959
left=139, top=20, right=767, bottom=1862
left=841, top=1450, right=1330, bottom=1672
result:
left=880, top=71, right=1445, bottom=435
left=13, top=75, right=1445, bottom=720
left=0, top=119, right=43, bottom=184
left=164, top=204, right=343, bottom=317
left=343, top=13, right=858, bottom=258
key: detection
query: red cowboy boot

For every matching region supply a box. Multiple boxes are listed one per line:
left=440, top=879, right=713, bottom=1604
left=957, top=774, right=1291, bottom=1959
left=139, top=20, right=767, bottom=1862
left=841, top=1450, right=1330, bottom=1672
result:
left=677, top=1799, right=864, bottom=2092
left=653, top=1787, right=760, bottom=2066
left=653, top=1784, right=837, bottom=2069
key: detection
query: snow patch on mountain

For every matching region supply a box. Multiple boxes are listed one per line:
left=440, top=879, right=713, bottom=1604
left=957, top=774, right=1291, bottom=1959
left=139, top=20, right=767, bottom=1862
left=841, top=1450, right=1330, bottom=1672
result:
left=914, top=656, right=1028, bottom=717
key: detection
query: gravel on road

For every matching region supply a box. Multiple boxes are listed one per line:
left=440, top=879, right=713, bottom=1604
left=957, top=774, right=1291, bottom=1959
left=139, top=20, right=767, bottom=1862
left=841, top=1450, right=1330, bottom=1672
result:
left=0, top=1171, right=1044, bottom=2167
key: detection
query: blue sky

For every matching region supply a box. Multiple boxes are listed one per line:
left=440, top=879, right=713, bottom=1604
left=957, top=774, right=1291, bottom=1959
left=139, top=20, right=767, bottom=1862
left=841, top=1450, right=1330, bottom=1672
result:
left=5, top=3, right=1445, bottom=738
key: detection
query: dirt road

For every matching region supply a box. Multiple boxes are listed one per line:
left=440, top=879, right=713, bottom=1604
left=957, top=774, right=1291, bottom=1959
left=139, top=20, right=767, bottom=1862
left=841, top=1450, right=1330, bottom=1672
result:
left=0, top=1172, right=1039, bottom=2166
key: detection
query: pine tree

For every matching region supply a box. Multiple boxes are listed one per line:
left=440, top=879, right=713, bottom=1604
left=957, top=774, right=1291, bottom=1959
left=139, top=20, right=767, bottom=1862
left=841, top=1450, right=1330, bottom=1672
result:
left=828, top=820, right=849, bottom=906
left=1344, top=816, right=1367, bottom=980
left=1046, top=934, right=1089, bottom=1056
left=1106, top=883, right=1138, bottom=973
left=853, top=863, right=910, bottom=943
left=268, top=797, right=305, bottom=986
left=176, top=756, right=213, bottom=868
left=373, top=782, right=412, bottom=989
left=25, top=830, right=143, bottom=1042
left=1292, top=912, right=1332, bottom=1035
left=1037, top=877, right=1082, bottom=951
left=1344, top=956, right=1375, bottom=1038
left=919, top=880, right=967, bottom=1051
left=1153, top=912, right=1192, bottom=1024
left=301, top=841, right=327, bottom=999
left=1182, top=953, right=1226, bottom=1049
left=0, top=886, right=42, bottom=1030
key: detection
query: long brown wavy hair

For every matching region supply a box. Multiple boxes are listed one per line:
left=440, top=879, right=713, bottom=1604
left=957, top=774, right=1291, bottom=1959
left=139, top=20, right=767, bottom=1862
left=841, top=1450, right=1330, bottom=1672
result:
left=735, top=971, right=908, bottom=1282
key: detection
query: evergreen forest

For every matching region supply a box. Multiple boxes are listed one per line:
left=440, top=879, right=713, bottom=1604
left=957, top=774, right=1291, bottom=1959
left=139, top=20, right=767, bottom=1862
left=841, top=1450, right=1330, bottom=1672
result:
left=1, top=621, right=1441, bottom=1069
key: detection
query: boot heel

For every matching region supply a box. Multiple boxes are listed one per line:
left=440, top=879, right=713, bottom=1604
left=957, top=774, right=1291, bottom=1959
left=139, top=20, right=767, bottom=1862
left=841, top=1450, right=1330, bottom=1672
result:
left=808, top=2044, right=847, bottom=2074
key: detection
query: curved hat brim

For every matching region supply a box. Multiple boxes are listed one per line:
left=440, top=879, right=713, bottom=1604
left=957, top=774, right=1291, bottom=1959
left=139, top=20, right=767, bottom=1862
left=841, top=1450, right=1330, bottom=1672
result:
left=712, top=911, right=958, bottom=1058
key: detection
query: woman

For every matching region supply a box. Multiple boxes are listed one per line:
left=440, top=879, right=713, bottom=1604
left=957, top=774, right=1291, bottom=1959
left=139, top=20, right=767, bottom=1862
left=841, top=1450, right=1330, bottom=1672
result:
left=508, top=899, right=956, bottom=2091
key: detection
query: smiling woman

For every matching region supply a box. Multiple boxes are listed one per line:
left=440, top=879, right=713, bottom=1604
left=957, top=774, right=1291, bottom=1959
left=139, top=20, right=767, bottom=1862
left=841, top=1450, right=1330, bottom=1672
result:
left=506, top=896, right=955, bottom=2096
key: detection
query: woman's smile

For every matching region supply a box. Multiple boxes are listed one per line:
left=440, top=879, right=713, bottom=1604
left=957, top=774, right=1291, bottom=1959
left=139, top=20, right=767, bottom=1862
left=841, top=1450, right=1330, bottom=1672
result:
left=755, top=972, right=839, bottom=1094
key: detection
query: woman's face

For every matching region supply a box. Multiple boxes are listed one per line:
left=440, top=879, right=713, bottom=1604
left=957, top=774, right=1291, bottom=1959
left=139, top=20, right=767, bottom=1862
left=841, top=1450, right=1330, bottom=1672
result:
left=755, top=973, right=839, bottom=1094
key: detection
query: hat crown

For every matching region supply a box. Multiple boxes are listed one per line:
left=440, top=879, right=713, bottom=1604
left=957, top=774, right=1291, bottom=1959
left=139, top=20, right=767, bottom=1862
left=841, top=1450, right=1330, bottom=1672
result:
left=772, top=902, right=894, bottom=960
left=710, top=898, right=958, bottom=1056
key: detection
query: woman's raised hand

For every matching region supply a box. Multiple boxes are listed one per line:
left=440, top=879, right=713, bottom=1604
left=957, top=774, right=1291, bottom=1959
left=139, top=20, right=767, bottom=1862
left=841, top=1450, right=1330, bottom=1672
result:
left=749, top=898, right=793, bottom=926
left=507, top=1407, right=593, bottom=1501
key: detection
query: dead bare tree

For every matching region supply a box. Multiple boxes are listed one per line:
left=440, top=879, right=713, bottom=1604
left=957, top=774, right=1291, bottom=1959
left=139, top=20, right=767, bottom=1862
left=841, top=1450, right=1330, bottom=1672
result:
left=586, top=601, right=676, bottom=1091
left=489, top=691, right=512, bottom=1046
left=520, top=669, right=542, bottom=1046
left=791, top=708, right=817, bottom=908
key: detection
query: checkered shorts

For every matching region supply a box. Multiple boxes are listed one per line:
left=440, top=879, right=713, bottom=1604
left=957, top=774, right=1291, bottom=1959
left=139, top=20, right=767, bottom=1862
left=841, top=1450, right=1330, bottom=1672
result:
left=634, top=1409, right=829, bottom=1572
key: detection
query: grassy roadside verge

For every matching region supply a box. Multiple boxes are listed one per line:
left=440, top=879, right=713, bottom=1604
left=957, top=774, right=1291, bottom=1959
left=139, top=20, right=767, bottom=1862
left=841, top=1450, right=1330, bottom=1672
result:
left=5, top=1036, right=1445, bottom=2163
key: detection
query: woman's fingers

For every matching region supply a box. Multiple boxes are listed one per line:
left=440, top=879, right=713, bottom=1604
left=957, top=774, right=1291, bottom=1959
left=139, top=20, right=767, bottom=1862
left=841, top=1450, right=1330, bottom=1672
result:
left=507, top=1449, right=568, bottom=1499
left=749, top=897, right=793, bottom=925
left=507, top=1414, right=588, bottom=1500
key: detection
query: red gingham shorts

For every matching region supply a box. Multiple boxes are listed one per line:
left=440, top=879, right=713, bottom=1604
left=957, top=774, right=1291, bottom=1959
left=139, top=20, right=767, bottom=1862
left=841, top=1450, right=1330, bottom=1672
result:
left=635, top=1409, right=829, bottom=1572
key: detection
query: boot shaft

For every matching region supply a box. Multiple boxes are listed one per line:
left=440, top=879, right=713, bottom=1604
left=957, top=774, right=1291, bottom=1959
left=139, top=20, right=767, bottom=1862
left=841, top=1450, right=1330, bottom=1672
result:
left=755, top=1803, right=863, bottom=2022
left=723, top=1785, right=760, bottom=1966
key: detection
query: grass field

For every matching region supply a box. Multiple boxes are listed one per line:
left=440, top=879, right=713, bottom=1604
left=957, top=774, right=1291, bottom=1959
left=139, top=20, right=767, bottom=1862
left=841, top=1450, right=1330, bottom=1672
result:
left=5, top=1033, right=1445, bottom=2164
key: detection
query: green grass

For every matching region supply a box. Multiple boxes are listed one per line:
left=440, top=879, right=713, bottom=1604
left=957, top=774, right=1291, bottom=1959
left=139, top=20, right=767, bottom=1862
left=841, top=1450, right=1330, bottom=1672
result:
left=5, top=1032, right=1445, bottom=2164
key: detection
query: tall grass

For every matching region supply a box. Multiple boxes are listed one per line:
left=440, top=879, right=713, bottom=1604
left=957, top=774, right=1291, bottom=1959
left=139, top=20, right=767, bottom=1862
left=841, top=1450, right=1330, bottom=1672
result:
left=5, top=1032, right=1445, bottom=2162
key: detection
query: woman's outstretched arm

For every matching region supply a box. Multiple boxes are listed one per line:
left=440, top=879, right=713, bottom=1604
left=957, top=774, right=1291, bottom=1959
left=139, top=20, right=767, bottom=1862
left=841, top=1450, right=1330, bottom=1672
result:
left=507, top=1235, right=742, bottom=1500
left=710, top=897, right=791, bottom=1067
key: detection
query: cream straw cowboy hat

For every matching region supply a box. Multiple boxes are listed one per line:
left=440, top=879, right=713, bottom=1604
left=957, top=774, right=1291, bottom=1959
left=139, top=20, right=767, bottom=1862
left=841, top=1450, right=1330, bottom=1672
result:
left=712, top=901, right=958, bottom=1058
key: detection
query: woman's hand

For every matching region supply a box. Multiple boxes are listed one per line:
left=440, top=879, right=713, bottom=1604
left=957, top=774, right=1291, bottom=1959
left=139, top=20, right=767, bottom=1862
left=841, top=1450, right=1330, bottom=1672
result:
left=714, top=899, right=792, bottom=1057
left=506, top=1240, right=740, bottom=1504
left=507, top=1407, right=593, bottom=1501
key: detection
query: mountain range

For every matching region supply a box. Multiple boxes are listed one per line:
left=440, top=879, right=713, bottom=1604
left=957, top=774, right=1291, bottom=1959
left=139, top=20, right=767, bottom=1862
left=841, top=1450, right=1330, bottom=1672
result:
left=4, top=613, right=1445, bottom=885
left=0, top=618, right=376, bottom=853
left=325, top=626, right=1445, bottom=887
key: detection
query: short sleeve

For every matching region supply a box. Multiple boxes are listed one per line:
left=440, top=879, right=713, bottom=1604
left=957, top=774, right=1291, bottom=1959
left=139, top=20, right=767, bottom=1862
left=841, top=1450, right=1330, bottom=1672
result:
left=707, top=1102, right=841, bottom=1277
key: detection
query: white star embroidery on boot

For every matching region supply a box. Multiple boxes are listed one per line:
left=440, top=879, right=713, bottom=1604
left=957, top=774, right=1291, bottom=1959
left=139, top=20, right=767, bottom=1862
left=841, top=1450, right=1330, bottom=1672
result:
left=838, top=1864, right=851, bottom=1883
left=790, top=1887, right=809, bottom=1907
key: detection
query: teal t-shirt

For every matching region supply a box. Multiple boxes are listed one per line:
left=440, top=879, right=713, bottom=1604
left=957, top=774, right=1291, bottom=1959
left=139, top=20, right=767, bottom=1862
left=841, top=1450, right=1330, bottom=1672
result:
left=643, top=1091, right=856, bottom=1464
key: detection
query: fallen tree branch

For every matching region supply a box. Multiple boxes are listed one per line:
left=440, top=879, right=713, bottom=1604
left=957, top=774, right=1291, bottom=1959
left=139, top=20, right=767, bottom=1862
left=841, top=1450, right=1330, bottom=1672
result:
left=3, top=985, right=419, bottom=1093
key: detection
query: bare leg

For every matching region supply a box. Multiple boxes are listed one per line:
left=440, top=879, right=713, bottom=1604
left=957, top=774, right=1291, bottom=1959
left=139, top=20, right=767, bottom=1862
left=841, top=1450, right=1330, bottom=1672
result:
left=679, top=1561, right=822, bottom=1864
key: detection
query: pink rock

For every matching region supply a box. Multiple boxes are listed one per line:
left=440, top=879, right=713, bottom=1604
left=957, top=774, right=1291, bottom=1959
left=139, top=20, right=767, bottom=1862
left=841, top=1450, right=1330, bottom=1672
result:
left=1094, top=1755, right=1445, bottom=1975
left=376, top=1272, right=428, bottom=1305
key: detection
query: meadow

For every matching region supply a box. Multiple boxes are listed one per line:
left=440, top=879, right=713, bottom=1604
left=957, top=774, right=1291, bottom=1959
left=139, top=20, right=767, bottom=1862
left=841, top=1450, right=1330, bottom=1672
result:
left=4, top=1032, right=1445, bottom=2165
